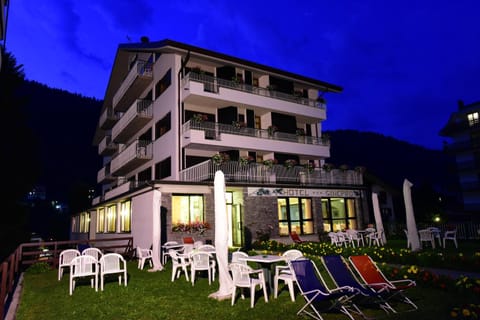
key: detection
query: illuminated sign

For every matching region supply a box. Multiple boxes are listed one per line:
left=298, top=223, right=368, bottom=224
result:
left=247, top=187, right=360, bottom=198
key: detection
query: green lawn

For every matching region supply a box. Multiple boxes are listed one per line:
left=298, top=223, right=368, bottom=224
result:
left=15, top=241, right=480, bottom=320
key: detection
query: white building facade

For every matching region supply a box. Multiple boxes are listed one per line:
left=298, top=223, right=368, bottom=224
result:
left=71, top=39, right=369, bottom=250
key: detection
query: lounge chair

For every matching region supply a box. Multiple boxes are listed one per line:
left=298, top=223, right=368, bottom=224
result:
left=348, top=255, right=418, bottom=312
left=289, top=258, right=364, bottom=320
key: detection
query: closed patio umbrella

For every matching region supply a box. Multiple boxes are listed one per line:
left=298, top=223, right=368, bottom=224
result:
left=209, top=170, right=233, bottom=300
left=403, top=179, right=420, bottom=251
left=372, top=192, right=387, bottom=244
left=149, top=189, right=164, bottom=271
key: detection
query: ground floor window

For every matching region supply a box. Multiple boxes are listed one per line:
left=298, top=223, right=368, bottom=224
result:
left=321, top=198, right=358, bottom=232
left=172, top=194, right=205, bottom=225
left=97, top=208, right=105, bottom=233
left=79, top=212, right=90, bottom=233
left=106, top=205, right=116, bottom=233
left=277, top=197, right=313, bottom=235
left=120, top=201, right=131, bottom=232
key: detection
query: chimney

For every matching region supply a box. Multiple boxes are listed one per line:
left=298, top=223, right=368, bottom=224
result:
left=457, top=99, right=465, bottom=110
left=140, top=36, right=150, bottom=43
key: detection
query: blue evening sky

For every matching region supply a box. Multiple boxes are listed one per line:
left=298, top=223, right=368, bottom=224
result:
left=5, top=0, right=480, bottom=150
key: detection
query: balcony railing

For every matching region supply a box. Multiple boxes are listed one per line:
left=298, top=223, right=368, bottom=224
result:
left=183, top=120, right=329, bottom=146
left=180, top=160, right=363, bottom=186
left=113, top=60, right=153, bottom=112
left=183, top=71, right=324, bottom=109
left=110, top=140, right=152, bottom=175
left=112, top=99, right=153, bottom=143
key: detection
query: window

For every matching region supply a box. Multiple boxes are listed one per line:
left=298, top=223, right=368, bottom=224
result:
left=138, top=167, right=152, bottom=183
left=155, top=157, right=171, bottom=179
left=172, top=195, right=205, bottom=224
left=97, top=208, right=105, bottom=233
left=120, top=201, right=131, bottom=232
left=321, top=198, right=358, bottom=232
left=155, top=69, right=171, bottom=100
left=106, top=205, right=117, bottom=233
left=468, top=112, right=479, bottom=126
left=155, top=112, right=171, bottom=139
left=277, top=197, right=313, bottom=236
left=79, top=212, right=90, bottom=233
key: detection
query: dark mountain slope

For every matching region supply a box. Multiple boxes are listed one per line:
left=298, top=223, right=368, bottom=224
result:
left=21, top=80, right=102, bottom=202
left=325, top=129, right=457, bottom=191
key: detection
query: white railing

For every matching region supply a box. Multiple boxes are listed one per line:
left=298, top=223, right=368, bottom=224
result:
left=113, top=60, right=153, bottom=109
left=180, top=160, right=363, bottom=186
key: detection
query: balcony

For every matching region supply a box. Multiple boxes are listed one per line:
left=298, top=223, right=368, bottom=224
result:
left=110, top=140, right=152, bottom=175
left=182, top=120, right=330, bottom=158
left=112, top=99, right=153, bottom=143
left=98, top=135, right=118, bottom=156
left=97, top=164, right=116, bottom=183
left=181, top=72, right=325, bottom=119
left=180, top=160, right=363, bottom=186
left=113, top=60, right=153, bottom=112
left=99, top=107, right=119, bottom=129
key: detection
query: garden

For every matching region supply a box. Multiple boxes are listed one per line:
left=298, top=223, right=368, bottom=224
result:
left=14, top=239, right=480, bottom=320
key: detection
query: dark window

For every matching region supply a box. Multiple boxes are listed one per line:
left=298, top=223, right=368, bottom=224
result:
left=138, top=167, right=152, bottom=183
left=155, top=112, right=171, bottom=140
left=155, top=69, right=172, bottom=100
left=155, top=157, right=171, bottom=179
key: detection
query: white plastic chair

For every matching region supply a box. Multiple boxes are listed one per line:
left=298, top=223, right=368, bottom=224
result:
left=367, top=229, right=384, bottom=247
left=229, top=262, right=268, bottom=308
left=162, top=241, right=180, bottom=265
left=231, top=251, right=249, bottom=265
left=58, top=249, right=80, bottom=281
left=169, top=249, right=191, bottom=282
left=69, top=255, right=98, bottom=295
left=190, top=251, right=216, bottom=286
left=274, top=249, right=303, bottom=301
left=419, top=229, right=435, bottom=249
left=136, top=247, right=153, bottom=270
left=346, top=229, right=364, bottom=247
left=327, top=232, right=340, bottom=246
left=443, top=229, right=458, bottom=248
left=99, top=253, right=127, bottom=291
left=82, top=247, right=103, bottom=261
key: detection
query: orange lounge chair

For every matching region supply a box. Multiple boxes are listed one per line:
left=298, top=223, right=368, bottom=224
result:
left=348, top=255, right=417, bottom=312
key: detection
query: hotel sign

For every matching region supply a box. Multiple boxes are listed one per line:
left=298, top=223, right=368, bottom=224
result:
left=247, top=187, right=360, bottom=198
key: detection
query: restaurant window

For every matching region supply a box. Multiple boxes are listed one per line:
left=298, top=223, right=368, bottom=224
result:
left=172, top=195, right=205, bottom=224
left=321, top=198, right=358, bottom=232
left=120, top=201, right=131, bottom=232
left=277, top=197, right=313, bottom=236
left=97, top=208, right=105, bottom=233
left=106, top=205, right=117, bottom=233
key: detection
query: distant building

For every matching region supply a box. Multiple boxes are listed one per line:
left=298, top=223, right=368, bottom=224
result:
left=440, top=100, right=480, bottom=217
left=71, top=39, right=372, bottom=249
left=0, top=0, right=9, bottom=69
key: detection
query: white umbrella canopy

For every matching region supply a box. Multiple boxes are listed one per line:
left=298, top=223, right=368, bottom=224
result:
left=372, top=192, right=387, bottom=244
left=209, top=170, right=233, bottom=300
left=403, top=179, right=421, bottom=251
left=149, top=189, right=164, bottom=272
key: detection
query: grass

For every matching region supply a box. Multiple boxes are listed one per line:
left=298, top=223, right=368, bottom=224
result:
left=14, top=240, right=480, bottom=320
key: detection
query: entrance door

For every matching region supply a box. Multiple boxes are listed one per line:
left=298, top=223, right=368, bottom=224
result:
left=232, top=204, right=243, bottom=247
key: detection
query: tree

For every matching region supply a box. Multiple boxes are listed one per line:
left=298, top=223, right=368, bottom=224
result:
left=0, top=51, right=41, bottom=259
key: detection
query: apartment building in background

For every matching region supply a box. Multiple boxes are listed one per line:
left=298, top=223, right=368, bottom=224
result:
left=440, top=100, right=480, bottom=217
left=70, top=39, right=370, bottom=250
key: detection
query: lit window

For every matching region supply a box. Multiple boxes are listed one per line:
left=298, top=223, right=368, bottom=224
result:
left=277, top=198, right=313, bottom=236
left=97, top=208, right=105, bottom=233
left=172, top=195, right=204, bottom=224
left=321, top=198, right=358, bottom=232
left=120, top=201, right=131, bottom=232
left=467, top=112, right=479, bottom=126
left=107, top=205, right=117, bottom=232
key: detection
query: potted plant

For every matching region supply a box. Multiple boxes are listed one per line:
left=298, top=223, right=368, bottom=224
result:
left=262, top=158, right=278, bottom=169
left=191, top=113, right=208, bottom=123
left=239, top=156, right=254, bottom=166
left=232, top=121, right=246, bottom=129
left=322, top=163, right=334, bottom=172
left=296, top=128, right=306, bottom=136
left=304, top=162, right=315, bottom=173
left=284, top=159, right=297, bottom=169
left=267, top=125, right=278, bottom=137
left=211, top=152, right=230, bottom=166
